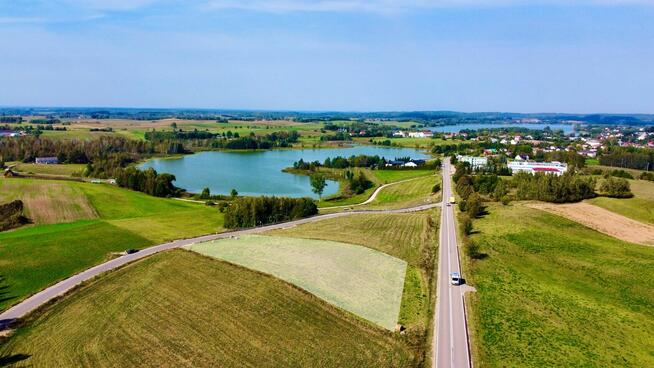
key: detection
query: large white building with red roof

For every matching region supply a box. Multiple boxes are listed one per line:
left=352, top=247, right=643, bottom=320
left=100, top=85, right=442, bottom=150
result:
left=507, top=156, right=568, bottom=176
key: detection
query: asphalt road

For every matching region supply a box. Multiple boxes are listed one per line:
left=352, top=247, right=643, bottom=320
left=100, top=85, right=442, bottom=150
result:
left=433, top=158, right=472, bottom=368
left=0, top=202, right=439, bottom=330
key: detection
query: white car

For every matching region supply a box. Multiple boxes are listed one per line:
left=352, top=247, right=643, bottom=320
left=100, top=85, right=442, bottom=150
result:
left=450, top=272, right=461, bottom=285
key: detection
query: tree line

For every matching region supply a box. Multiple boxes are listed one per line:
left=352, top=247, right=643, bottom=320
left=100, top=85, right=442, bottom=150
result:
left=599, top=147, right=653, bottom=171
left=114, top=167, right=179, bottom=197
left=224, top=196, right=318, bottom=228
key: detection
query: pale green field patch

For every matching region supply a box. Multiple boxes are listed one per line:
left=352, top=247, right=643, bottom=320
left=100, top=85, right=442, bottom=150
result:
left=186, top=235, right=407, bottom=330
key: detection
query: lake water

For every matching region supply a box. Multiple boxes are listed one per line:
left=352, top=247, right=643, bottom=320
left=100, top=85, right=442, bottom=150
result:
left=139, top=146, right=430, bottom=198
left=429, top=123, right=576, bottom=135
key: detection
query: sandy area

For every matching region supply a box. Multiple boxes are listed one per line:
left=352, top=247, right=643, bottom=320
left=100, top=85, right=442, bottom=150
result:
left=527, top=202, right=654, bottom=246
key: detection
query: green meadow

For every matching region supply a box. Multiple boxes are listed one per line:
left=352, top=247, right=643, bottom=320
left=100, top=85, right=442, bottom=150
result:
left=0, top=177, right=223, bottom=312
left=464, top=203, right=654, bottom=367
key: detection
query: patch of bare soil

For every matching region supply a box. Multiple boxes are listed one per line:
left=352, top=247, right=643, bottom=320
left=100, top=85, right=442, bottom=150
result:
left=527, top=202, right=654, bottom=246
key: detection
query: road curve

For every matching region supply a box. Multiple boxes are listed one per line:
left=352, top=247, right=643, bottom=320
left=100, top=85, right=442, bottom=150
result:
left=0, top=203, right=439, bottom=330
left=433, top=158, right=472, bottom=368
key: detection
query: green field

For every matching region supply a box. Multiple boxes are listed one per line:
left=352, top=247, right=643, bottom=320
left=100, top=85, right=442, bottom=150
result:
left=0, top=250, right=417, bottom=367
left=588, top=179, right=654, bottom=224
left=268, top=211, right=438, bottom=332
left=360, top=175, right=440, bottom=210
left=10, top=163, right=86, bottom=177
left=0, top=177, right=223, bottom=312
left=464, top=203, right=654, bottom=367
left=370, top=169, right=435, bottom=184
left=186, top=235, right=407, bottom=330
left=317, top=168, right=435, bottom=209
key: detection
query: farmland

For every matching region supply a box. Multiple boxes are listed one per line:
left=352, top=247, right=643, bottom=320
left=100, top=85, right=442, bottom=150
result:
left=464, top=203, right=654, bottom=367
left=359, top=174, right=440, bottom=210
left=588, top=179, right=654, bottom=225
left=0, top=177, right=223, bottom=312
left=0, top=250, right=417, bottom=367
left=186, top=235, right=407, bottom=330
left=268, top=210, right=438, bottom=332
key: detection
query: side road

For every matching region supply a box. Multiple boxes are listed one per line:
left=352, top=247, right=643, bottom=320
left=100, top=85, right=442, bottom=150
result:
left=0, top=203, right=439, bottom=330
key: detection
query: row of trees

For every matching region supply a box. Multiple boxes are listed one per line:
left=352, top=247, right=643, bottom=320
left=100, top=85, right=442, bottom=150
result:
left=599, top=147, right=653, bottom=171
left=224, top=196, right=318, bottom=228
left=114, top=167, right=179, bottom=197
left=513, top=172, right=596, bottom=203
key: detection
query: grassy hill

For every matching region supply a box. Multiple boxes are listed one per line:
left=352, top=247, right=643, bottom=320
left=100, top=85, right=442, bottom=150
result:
left=588, top=179, right=654, bottom=225
left=0, top=177, right=223, bottom=312
left=0, top=250, right=417, bottom=368
left=464, top=203, right=654, bottom=367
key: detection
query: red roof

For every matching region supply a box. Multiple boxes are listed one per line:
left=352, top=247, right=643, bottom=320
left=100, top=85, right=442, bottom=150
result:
left=533, top=167, right=560, bottom=172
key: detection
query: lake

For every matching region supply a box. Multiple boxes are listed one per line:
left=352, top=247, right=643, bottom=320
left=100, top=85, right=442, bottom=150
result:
left=139, top=146, right=430, bottom=198
left=429, top=123, right=576, bottom=135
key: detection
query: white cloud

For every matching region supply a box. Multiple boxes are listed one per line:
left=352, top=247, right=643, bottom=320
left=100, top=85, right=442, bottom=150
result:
left=206, top=0, right=654, bottom=13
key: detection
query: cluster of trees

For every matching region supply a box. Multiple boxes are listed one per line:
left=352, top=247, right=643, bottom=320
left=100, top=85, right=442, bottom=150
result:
left=319, top=132, right=351, bottom=141
left=453, top=162, right=509, bottom=203
left=513, top=172, right=596, bottom=203
left=293, top=155, right=437, bottom=171
left=322, top=121, right=397, bottom=138
left=0, top=136, right=188, bottom=179
left=29, top=118, right=61, bottom=125
left=543, top=151, right=586, bottom=169
left=0, top=116, right=22, bottom=124
left=211, top=131, right=300, bottom=150
left=144, top=129, right=219, bottom=141
left=640, top=172, right=654, bottom=182
left=224, top=196, right=318, bottom=228
left=599, top=147, right=653, bottom=171
left=115, top=167, right=179, bottom=197
left=345, top=170, right=373, bottom=194
left=0, top=200, right=29, bottom=232
left=598, top=177, right=633, bottom=198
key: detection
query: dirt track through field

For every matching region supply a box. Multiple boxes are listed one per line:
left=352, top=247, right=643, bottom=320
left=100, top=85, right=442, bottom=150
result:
left=527, top=202, right=654, bottom=246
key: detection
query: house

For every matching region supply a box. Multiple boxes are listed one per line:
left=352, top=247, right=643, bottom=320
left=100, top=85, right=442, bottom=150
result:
left=507, top=160, right=568, bottom=176
left=35, top=157, right=59, bottom=165
left=0, top=131, right=20, bottom=138
left=386, top=160, right=406, bottom=167
left=393, top=130, right=406, bottom=138
left=457, top=155, right=488, bottom=170
left=403, top=161, right=418, bottom=168
left=410, top=159, right=426, bottom=166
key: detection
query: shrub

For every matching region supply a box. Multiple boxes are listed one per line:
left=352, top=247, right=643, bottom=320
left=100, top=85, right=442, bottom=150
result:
left=599, top=177, right=633, bottom=198
left=431, top=183, right=441, bottom=193
left=460, top=214, right=473, bottom=236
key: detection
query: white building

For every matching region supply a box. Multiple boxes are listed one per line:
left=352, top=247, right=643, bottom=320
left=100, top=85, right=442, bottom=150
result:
left=457, top=155, right=488, bottom=170
left=508, top=160, right=568, bottom=176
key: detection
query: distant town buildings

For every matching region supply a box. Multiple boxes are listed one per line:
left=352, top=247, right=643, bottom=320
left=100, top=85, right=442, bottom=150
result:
left=457, top=155, right=488, bottom=170
left=508, top=156, right=568, bottom=176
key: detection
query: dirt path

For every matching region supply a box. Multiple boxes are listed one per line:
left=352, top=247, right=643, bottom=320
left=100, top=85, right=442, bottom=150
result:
left=527, top=202, right=654, bottom=246
left=322, top=174, right=437, bottom=209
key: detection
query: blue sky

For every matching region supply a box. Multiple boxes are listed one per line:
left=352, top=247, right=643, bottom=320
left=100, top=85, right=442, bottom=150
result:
left=1, top=0, right=653, bottom=113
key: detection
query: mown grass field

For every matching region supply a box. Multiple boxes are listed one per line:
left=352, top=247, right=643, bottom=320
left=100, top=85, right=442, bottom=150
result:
left=587, top=179, right=654, bottom=225
left=0, top=177, right=223, bottom=312
left=186, top=235, right=407, bottom=330
left=10, top=163, right=86, bottom=177
left=318, top=168, right=435, bottom=209
left=0, top=178, right=97, bottom=224
left=360, top=174, right=440, bottom=210
left=0, top=250, right=417, bottom=368
left=268, top=210, right=439, bottom=333
left=370, top=169, right=435, bottom=184
left=464, top=203, right=654, bottom=367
